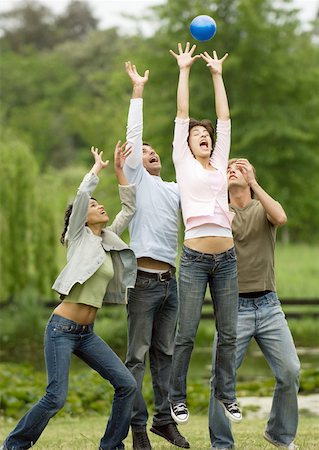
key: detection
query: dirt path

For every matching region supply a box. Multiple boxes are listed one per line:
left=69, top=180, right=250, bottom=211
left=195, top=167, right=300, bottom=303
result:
left=239, top=394, right=319, bottom=419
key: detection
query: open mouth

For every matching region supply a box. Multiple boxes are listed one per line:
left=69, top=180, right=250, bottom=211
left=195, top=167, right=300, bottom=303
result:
left=200, top=140, right=208, bottom=149
left=149, top=157, right=158, bottom=163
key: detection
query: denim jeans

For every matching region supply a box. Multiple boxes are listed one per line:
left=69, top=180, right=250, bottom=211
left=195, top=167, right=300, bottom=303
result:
left=3, top=314, right=137, bottom=450
left=169, top=245, right=238, bottom=404
left=125, top=273, right=178, bottom=431
left=209, top=292, right=300, bottom=449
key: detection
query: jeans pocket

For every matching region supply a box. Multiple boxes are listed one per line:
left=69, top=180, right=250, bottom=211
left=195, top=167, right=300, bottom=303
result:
left=268, top=298, right=281, bottom=307
left=52, top=323, right=75, bottom=333
left=226, top=247, right=237, bottom=261
left=180, top=252, right=202, bottom=265
left=134, top=277, right=152, bottom=289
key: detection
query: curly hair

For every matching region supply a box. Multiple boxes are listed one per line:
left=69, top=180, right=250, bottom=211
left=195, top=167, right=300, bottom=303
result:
left=60, top=197, right=99, bottom=245
left=60, top=203, right=73, bottom=245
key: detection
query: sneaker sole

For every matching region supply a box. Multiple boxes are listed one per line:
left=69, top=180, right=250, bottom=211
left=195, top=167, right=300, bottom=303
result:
left=170, top=406, right=189, bottom=425
left=219, top=401, right=242, bottom=423
left=150, top=427, right=190, bottom=449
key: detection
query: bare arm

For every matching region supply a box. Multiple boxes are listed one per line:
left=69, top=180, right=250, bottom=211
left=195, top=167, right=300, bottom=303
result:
left=169, top=42, right=200, bottom=119
left=201, top=51, right=230, bottom=120
left=237, top=159, right=287, bottom=226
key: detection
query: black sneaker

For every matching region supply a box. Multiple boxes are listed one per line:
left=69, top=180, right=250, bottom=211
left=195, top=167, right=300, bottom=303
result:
left=132, top=429, right=152, bottom=450
left=170, top=402, right=189, bottom=424
left=219, top=400, right=242, bottom=423
left=150, top=423, right=190, bottom=448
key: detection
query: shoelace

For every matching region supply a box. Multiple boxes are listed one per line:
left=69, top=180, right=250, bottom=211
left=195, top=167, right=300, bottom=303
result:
left=226, top=402, right=240, bottom=413
left=173, top=403, right=187, bottom=414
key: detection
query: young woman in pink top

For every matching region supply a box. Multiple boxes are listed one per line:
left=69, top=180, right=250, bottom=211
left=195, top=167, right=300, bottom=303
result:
left=168, top=42, right=242, bottom=427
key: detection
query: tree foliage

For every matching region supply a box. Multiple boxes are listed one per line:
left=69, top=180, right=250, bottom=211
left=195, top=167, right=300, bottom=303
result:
left=0, top=132, right=58, bottom=301
left=0, top=0, right=318, bottom=303
left=0, top=0, right=98, bottom=52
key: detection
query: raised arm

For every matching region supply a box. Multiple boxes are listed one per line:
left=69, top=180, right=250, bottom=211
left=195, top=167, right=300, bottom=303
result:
left=124, top=61, right=149, bottom=171
left=125, top=61, right=149, bottom=100
left=236, top=158, right=287, bottom=226
left=67, top=147, right=109, bottom=243
left=169, top=42, right=200, bottom=119
left=114, top=140, right=132, bottom=186
left=201, top=50, right=229, bottom=120
left=108, top=141, right=136, bottom=236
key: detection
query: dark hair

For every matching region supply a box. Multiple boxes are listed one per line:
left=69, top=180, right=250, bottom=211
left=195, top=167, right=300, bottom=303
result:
left=60, top=203, right=73, bottom=245
left=142, top=141, right=152, bottom=148
left=227, top=158, right=257, bottom=199
left=188, top=118, right=215, bottom=155
left=60, top=197, right=98, bottom=245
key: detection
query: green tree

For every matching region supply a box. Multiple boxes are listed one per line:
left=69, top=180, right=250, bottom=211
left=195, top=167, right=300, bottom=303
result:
left=0, top=131, right=57, bottom=301
left=0, top=1, right=56, bottom=52
left=55, top=0, right=98, bottom=43
left=0, top=0, right=98, bottom=52
left=129, top=0, right=319, bottom=241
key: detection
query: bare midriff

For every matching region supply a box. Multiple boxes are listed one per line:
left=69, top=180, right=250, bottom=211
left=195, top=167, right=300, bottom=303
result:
left=184, top=236, right=234, bottom=255
left=137, top=257, right=172, bottom=271
left=53, top=302, right=97, bottom=325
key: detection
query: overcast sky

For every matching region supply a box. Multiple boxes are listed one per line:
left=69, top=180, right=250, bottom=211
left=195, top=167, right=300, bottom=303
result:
left=0, top=0, right=318, bottom=34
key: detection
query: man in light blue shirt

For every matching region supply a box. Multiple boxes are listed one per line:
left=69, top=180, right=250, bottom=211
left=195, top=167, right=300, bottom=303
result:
left=123, top=61, right=189, bottom=450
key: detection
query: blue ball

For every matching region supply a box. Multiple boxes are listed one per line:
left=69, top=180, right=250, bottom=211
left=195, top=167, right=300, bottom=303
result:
left=190, top=15, right=217, bottom=42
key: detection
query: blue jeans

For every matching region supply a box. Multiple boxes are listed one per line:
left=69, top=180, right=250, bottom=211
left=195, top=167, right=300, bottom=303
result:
left=169, top=245, right=238, bottom=404
left=3, top=314, right=137, bottom=450
left=209, top=292, right=300, bottom=449
left=125, top=273, right=178, bottom=431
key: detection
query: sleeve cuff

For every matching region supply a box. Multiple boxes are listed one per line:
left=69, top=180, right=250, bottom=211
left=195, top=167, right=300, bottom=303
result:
left=130, top=98, right=143, bottom=106
left=175, top=116, right=190, bottom=124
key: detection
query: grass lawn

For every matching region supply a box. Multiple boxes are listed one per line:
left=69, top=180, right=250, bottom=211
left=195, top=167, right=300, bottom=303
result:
left=275, top=243, right=319, bottom=299
left=1, top=414, right=318, bottom=449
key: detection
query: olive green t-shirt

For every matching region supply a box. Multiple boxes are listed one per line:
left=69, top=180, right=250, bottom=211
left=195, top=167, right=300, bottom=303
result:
left=64, top=252, right=114, bottom=308
left=230, top=199, right=276, bottom=293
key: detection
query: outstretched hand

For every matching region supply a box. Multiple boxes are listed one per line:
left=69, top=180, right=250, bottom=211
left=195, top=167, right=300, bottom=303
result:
left=91, top=146, right=109, bottom=175
left=169, top=42, right=201, bottom=69
left=114, top=140, right=132, bottom=172
left=125, top=61, right=149, bottom=87
left=201, top=50, right=228, bottom=75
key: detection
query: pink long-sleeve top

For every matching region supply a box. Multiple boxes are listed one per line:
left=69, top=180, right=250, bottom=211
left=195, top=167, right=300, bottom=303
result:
left=172, top=117, right=235, bottom=237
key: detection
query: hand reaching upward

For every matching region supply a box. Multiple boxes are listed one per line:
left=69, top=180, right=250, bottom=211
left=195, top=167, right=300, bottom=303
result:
left=114, top=140, right=132, bottom=172
left=91, top=146, right=109, bottom=175
left=169, top=42, right=201, bottom=70
left=125, top=61, right=149, bottom=98
left=114, top=140, right=132, bottom=185
left=201, top=50, right=228, bottom=76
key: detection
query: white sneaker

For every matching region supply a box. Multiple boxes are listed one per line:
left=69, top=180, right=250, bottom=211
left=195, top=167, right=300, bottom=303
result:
left=219, top=400, right=242, bottom=423
left=264, top=431, right=299, bottom=449
left=170, top=402, right=189, bottom=424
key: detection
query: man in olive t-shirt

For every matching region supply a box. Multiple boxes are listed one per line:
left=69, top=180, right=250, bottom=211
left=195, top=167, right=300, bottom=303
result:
left=209, top=158, right=300, bottom=450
